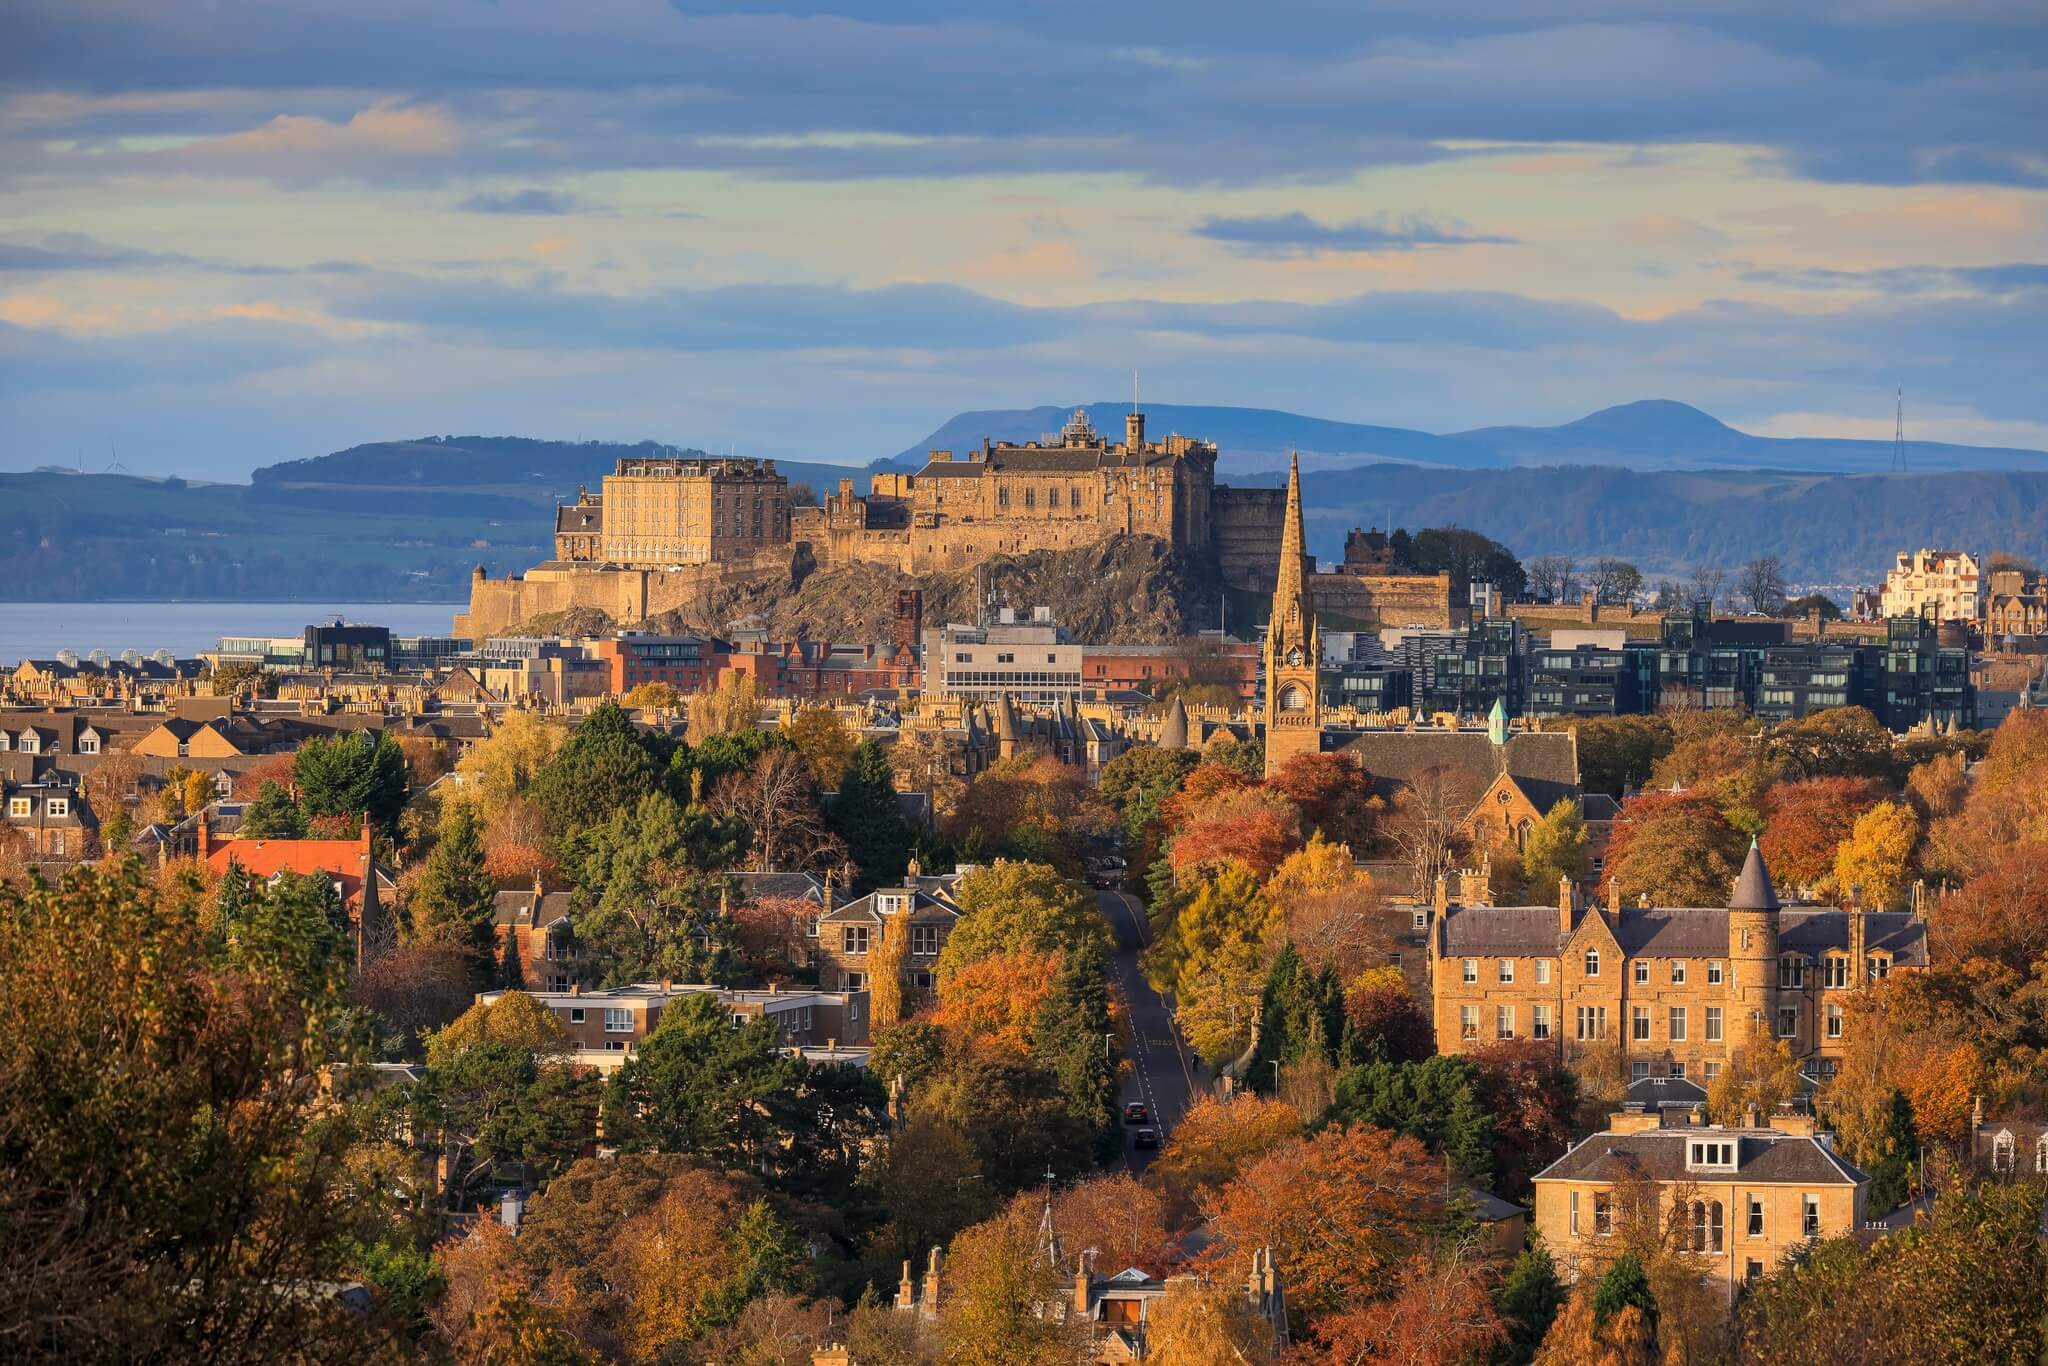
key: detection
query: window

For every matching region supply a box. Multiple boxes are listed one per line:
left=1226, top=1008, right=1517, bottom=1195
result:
left=1460, top=1006, right=1479, bottom=1041
left=1992, top=1131, right=2016, bottom=1173
left=1633, top=1006, right=1651, bottom=1041
left=1412, top=910, right=1428, bottom=930
left=1496, top=1006, right=1515, bottom=1040
left=1533, top=1005, right=1552, bottom=1040
left=1739, top=927, right=1751, bottom=951
left=1708, top=960, right=1724, bottom=985
left=845, top=971, right=867, bottom=991
left=603, top=1008, right=633, bottom=1033
left=78, top=734, right=99, bottom=755
left=1570, top=1190, right=1580, bottom=1235
left=1747, top=1196, right=1764, bottom=1238
left=1745, top=1259, right=1764, bottom=1284
left=1802, top=1195, right=1820, bottom=1238
left=605, top=1040, right=627, bottom=1052
left=1826, top=1004, right=1844, bottom=1039
left=45, top=798, right=67, bottom=818
left=1777, top=1007, right=1799, bottom=1039
left=1706, top=1007, right=1723, bottom=1043
left=50, top=831, right=63, bottom=856
left=1868, top=955, right=1891, bottom=982
left=1535, top=959, right=1552, bottom=985
left=1462, top=959, right=1478, bottom=984
left=910, top=924, right=941, bottom=955
left=1576, top=1006, right=1607, bottom=1040
left=1671, top=1061, right=1687, bottom=1079
left=6, top=798, right=27, bottom=818
left=1634, top=960, right=1650, bottom=985
left=1824, top=957, right=1850, bottom=989
left=1671, top=960, right=1687, bottom=985
left=843, top=926, right=870, bottom=955
left=1669, top=1007, right=1687, bottom=1042
left=1704, top=1061, right=1722, bottom=1081
left=912, top=970, right=934, bottom=991
left=805, top=913, right=820, bottom=938
left=1593, top=1192, right=1613, bottom=1237
left=1688, top=1140, right=1735, bottom=1171
left=2037, top=1137, right=2048, bottom=1175
left=547, top=976, right=569, bottom=993
left=1631, top=1060, right=1650, bottom=1081
left=1692, top=1200, right=1726, bottom=1253
left=1779, top=957, right=1806, bottom=989
left=731, top=1012, right=747, bottom=1029
left=1498, top=959, right=1514, bottom=984
left=568, top=1008, right=585, bottom=1025
left=1585, top=948, right=1601, bottom=977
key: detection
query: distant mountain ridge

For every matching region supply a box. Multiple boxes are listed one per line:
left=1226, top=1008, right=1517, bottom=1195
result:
left=892, top=398, right=2048, bottom=477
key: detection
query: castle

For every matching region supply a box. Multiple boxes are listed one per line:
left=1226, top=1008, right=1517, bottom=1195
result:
left=456, top=409, right=1461, bottom=639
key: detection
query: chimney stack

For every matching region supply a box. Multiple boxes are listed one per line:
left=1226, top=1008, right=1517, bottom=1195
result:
left=1607, top=878, right=1622, bottom=914
left=895, top=1259, right=915, bottom=1311
left=1559, top=874, right=1576, bottom=935
left=922, top=1248, right=943, bottom=1317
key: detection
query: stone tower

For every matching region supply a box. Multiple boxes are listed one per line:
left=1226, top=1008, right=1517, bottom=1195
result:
left=1726, top=838, right=1781, bottom=1039
left=1263, top=452, right=1322, bottom=777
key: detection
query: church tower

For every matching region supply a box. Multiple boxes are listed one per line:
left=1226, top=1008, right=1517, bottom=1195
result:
left=1263, top=453, right=1322, bottom=777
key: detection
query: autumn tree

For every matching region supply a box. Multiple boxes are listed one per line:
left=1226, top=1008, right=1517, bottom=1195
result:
left=1146, top=860, right=1274, bottom=1005
left=1344, top=966, right=1435, bottom=1065
left=1520, top=798, right=1589, bottom=897
left=1141, top=1275, right=1276, bottom=1364
left=934, top=948, right=1061, bottom=1056
left=1098, top=745, right=1198, bottom=845
left=1174, top=938, right=1266, bottom=1067
left=1469, top=1039, right=1579, bottom=1200
left=1569, top=715, right=1673, bottom=798
left=785, top=704, right=857, bottom=788
left=686, top=671, right=765, bottom=742
left=454, top=711, right=567, bottom=826
left=1315, top=1250, right=1506, bottom=1366
left=1707, top=1016, right=1803, bottom=1123
left=621, top=680, right=681, bottom=714
left=938, top=1198, right=1088, bottom=1366
left=1601, top=790, right=1744, bottom=907
left=1766, top=706, right=1899, bottom=784
left=1200, top=1123, right=1444, bottom=1328
left=1149, top=1094, right=1304, bottom=1222
left=709, top=746, right=844, bottom=873
left=1167, top=785, right=1305, bottom=880
left=948, top=754, right=1115, bottom=873
left=1738, top=554, right=1786, bottom=614
left=1759, top=776, right=1888, bottom=892
left=1385, top=766, right=1478, bottom=902
left=937, top=860, right=1110, bottom=979
left=1268, top=750, right=1381, bottom=848
left=1831, top=799, right=1918, bottom=909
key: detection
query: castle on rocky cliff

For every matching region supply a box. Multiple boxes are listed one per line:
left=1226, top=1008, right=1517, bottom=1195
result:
left=456, top=408, right=1458, bottom=639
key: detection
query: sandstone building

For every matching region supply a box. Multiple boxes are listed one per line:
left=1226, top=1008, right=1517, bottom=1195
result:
left=1425, top=844, right=1926, bottom=1084
left=1880, top=548, right=1981, bottom=623
left=1532, top=1108, right=1869, bottom=1301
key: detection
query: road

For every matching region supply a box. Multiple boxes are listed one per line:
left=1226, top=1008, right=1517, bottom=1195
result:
left=1097, top=887, right=1207, bottom=1172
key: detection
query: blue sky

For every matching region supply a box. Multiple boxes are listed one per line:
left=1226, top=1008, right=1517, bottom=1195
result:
left=0, top=0, right=2043, bottom=478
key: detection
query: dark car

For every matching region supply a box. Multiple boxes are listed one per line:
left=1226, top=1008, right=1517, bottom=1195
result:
left=1123, top=1102, right=1150, bottom=1125
left=1133, top=1127, right=1159, bottom=1150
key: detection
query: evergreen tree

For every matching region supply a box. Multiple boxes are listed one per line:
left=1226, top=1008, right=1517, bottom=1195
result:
left=1863, top=1090, right=1917, bottom=1213
left=497, top=924, right=526, bottom=991
left=212, top=856, right=255, bottom=953
left=831, top=739, right=912, bottom=892
left=1494, top=1241, right=1565, bottom=1365
left=1328, top=1054, right=1495, bottom=1185
left=1250, top=942, right=1344, bottom=1089
left=1030, top=951, right=1121, bottom=1159
left=699, top=1199, right=811, bottom=1330
left=602, top=993, right=804, bottom=1174
left=527, top=701, right=660, bottom=837
left=292, top=732, right=407, bottom=834
left=409, top=804, right=496, bottom=978
left=238, top=779, right=307, bottom=840
left=1592, top=1254, right=1656, bottom=1333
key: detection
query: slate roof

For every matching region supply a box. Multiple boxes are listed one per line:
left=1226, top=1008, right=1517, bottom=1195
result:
left=731, top=870, right=835, bottom=905
left=1342, top=730, right=1579, bottom=800
left=1782, top=909, right=1927, bottom=966
left=554, top=501, right=603, bottom=534
left=1624, top=1076, right=1710, bottom=1109
left=1442, top=903, right=1928, bottom=967
left=492, top=888, right=575, bottom=929
left=1731, top=840, right=1780, bottom=911
left=1441, top=905, right=1565, bottom=956
left=1535, top=1128, right=1868, bottom=1187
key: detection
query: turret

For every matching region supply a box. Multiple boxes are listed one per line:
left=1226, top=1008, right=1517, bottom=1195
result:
left=1126, top=409, right=1145, bottom=451
left=1727, top=838, right=1781, bottom=1038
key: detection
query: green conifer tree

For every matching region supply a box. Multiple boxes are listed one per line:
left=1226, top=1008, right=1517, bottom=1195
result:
left=831, top=739, right=912, bottom=892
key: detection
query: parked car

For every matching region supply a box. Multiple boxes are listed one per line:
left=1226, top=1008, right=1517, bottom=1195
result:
left=1123, top=1102, right=1150, bottom=1125
left=1133, top=1127, right=1159, bottom=1150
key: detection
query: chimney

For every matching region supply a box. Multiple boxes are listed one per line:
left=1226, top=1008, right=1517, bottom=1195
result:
left=569, top=982, right=580, bottom=996
left=1433, top=874, right=1449, bottom=915
left=1973, top=1093, right=1984, bottom=1128
left=823, top=870, right=835, bottom=907
left=1608, top=878, right=1622, bottom=914
left=1074, top=1249, right=1095, bottom=1317
left=1559, top=874, right=1575, bottom=935
left=532, top=868, right=545, bottom=896
left=1459, top=864, right=1490, bottom=907
left=922, top=1247, right=943, bottom=1317
left=896, top=1259, right=915, bottom=1311
left=196, top=812, right=213, bottom=861
left=660, top=977, right=672, bottom=994
left=719, top=883, right=731, bottom=918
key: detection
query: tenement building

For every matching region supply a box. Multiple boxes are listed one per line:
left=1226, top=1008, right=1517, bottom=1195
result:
left=1426, top=844, right=1926, bottom=1084
left=1880, top=548, right=1981, bottom=623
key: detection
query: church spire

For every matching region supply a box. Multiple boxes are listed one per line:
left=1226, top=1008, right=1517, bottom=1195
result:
left=1276, top=451, right=1308, bottom=600
left=1263, top=451, right=1321, bottom=777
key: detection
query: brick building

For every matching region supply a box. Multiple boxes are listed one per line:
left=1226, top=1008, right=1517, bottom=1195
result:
left=1427, top=844, right=1925, bottom=1085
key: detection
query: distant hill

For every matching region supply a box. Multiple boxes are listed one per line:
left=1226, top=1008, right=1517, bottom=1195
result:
left=894, top=399, right=2048, bottom=477
left=1452, top=399, right=2048, bottom=474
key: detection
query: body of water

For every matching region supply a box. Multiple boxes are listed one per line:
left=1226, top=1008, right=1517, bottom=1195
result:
left=0, top=602, right=466, bottom=663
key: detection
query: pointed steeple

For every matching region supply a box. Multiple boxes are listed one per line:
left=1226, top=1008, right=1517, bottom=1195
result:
left=1276, top=451, right=1308, bottom=602
left=1262, top=451, right=1321, bottom=778
left=1730, top=837, right=1780, bottom=911
left=1487, top=696, right=1508, bottom=747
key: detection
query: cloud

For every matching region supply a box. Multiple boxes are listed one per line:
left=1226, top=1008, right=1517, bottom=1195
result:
left=455, top=188, right=611, bottom=216
left=1740, top=262, right=2048, bottom=294
left=1192, top=211, right=1517, bottom=258
left=0, top=231, right=368, bottom=277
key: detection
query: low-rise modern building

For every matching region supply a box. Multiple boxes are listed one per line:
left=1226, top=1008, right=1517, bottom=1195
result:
left=923, top=611, right=1083, bottom=704
left=479, top=981, right=870, bottom=1070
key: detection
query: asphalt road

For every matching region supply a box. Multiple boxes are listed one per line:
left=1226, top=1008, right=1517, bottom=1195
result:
left=1097, top=887, right=1206, bottom=1172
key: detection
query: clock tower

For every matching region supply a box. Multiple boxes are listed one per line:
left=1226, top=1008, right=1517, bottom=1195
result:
left=1263, top=452, right=1322, bottom=776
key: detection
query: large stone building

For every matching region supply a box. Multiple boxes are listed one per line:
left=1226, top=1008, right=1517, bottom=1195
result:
left=1880, top=548, right=1982, bottom=623
left=1426, top=844, right=1926, bottom=1084
left=592, top=455, right=789, bottom=567
left=1532, top=1108, right=1869, bottom=1300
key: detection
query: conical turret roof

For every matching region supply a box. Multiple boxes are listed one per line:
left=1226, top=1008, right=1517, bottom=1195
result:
left=1730, top=837, right=1780, bottom=911
left=1159, top=696, right=1189, bottom=750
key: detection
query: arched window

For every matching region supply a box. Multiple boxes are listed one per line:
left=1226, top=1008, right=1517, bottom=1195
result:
left=1585, top=948, right=1601, bottom=977
left=1709, top=1201, right=1724, bottom=1252
left=1690, top=1201, right=1707, bottom=1253
left=1279, top=684, right=1308, bottom=712
left=1993, top=1130, right=2016, bottom=1173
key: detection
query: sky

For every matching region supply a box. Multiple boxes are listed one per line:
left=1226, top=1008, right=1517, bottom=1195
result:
left=1, top=0, right=2044, bottom=480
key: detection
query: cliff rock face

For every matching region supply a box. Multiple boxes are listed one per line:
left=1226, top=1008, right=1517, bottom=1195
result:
left=628, top=535, right=1222, bottom=643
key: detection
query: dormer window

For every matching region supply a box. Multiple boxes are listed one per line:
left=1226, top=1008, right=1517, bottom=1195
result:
left=7, top=797, right=29, bottom=818
left=78, top=731, right=100, bottom=755
left=18, top=731, right=38, bottom=754
left=45, top=798, right=67, bottom=818
left=1867, top=954, right=1891, bottom=982
left=1688, top=1139, right=1737, bottom=1172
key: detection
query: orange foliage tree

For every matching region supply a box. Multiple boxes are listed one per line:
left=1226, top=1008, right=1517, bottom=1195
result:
left=1315, top=1252, right=1506, bottom=1366
left=932, top=948, right=1063, bottom=1056
left=1167, top=787, right=1304, bottom=879
left=1149, top=1093, right=1304, bottom=1221
left=1267, top=751, right=1381, bottom=848
left=1759, top=776, right=1888, bottom=892
left=1198, top=1122, right=1443, bottom=1326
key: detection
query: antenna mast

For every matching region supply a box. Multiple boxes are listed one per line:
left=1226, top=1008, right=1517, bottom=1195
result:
left=1892, top=386, right=1907, bottom=473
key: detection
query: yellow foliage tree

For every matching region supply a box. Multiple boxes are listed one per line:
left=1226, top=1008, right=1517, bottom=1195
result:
left=427, top=990, right=569, bottom=1069
left=1143, top=1276, right=1275, bottom=1365
left=785, top=705, right=857, bottom=788
left=1707, top=1016, right=1804, bottom=1124
left=622, top=681, right=681, bottom=714
left=1149, top=1094, right=1303, bottom=1221
left=932, top=949, right=1062, bottom=1056
left=454, top=711, right=568, bottom=826
left=686, top=672, right=765, bottom=743
left=1173, top=939, right=1265, bottom=1068
left=1832, top=799, right=1919, bottom=909
left=869, top=913, right=908, bottom=1029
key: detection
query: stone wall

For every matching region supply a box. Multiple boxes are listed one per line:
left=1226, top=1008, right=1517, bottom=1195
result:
left=1312, top=571, right=1457, bottom=629
left=453, top=551, right=793, bottom=638
left=1211, top=485, right=1288, bottom=591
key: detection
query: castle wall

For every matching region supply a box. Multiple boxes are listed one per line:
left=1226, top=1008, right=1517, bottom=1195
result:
left=1312, top=572, right=1457, bottom=629
left=454, top=552, right=792, bottom=639
left=1211, top=485, right=1288, bottom=592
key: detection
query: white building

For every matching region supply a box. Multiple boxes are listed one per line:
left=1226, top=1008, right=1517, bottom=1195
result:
left=922, top=608, right=1082, bottom=703
left=1880, top=549, right=1982, bottom=624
